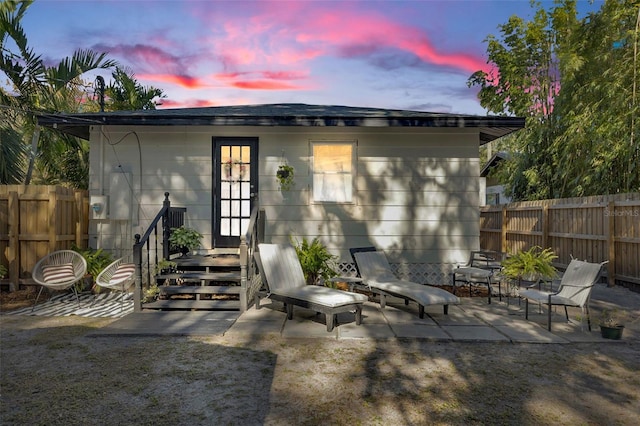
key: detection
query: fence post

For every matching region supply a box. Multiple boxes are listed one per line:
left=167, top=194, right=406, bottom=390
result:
left=542, top=204, right=549, bottom=249
left=75, top=190, right=84, bottom=247
left=48, top=190, right=57, bottom=252
left=7, top=191, right=19, bottom=291
left=607, top=201, right=616, bottom=287
left=501, top=205, right=508, bottom=253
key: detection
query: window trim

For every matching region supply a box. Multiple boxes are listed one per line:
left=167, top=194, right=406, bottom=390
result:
left=310, top=140, right=357, bottom=204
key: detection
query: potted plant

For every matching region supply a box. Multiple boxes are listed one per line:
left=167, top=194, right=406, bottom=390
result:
left=72, top=244, right=114, bottom=292
left=291, top=236, right=338, bottom=285
left=599, top=309, right=624, bottom=340
left=276, top=164, right=295, bottom=191
left=501, top=246, right=558, bottom=290
left=0, top=264, right=7, bottom=279
left=169, top=226, right=203, bottom=256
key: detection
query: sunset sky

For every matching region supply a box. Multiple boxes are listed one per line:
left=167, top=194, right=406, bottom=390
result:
left=20, top=0, right=604, bottom=115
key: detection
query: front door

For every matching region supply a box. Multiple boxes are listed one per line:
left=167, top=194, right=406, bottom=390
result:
left=213, top=137, right=258, bottom=247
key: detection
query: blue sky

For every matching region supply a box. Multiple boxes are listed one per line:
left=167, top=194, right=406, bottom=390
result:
left=19, top=0, right=605, bottom=115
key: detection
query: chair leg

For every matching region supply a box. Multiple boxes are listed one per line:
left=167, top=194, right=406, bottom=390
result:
left=547, top=302, right=552, bottom=331
left=418, top=304, right=424, bottom=319
left=32, top=287, right=45, bottom=311
left=564, top=306, right=569, bottom=322
left=525, top=298, right=529, bottom=320
left=355, top=305, right=362, bottom=325
left=326, top=313, right=335, bottom=332
left=443, top=304, right=449, bottom=315
left=585, top=306, right=591, bottom=331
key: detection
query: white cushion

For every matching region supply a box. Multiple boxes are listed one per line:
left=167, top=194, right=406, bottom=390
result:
left=273, top=285, right=368, bottom=308
left=109, top=264, right=135, bottom=285
left=42, top=263, right=75, bottom=284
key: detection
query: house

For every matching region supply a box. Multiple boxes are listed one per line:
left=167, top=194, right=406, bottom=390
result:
left=39, top=103, right=524, bottom=286
left=480, top=151, right=512, bottom=206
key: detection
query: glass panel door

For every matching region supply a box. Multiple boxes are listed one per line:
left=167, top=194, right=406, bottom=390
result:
left=213, top=137, right=258, bottom=247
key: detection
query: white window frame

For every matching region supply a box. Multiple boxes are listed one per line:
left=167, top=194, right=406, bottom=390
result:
left=311, top=141, right=356, bottom=203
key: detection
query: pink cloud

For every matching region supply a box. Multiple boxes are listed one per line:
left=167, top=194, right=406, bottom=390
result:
left=138, top=73, right=207, bottom=89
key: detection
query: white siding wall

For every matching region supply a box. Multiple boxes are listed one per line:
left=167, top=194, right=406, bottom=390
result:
left=88, top=125, right=480, bottom=270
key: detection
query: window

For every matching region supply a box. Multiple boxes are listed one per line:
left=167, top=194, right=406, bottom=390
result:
left=312, top=142, right=355, bottom=203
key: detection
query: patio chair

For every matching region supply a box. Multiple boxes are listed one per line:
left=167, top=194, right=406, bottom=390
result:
left=519, top=258, right=607, bottom=331
left=31, top=250, right=87, bottom=310
left=452, top=250, right=506, bottom=303
left=93, top=258, right=136, bottom=311
left=255, top=243, right=368, bottom=332
left=350, top=247, right=460, bottom=318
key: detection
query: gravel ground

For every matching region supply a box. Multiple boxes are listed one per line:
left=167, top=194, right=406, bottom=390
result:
left=1, top=313, right=639, bottom=425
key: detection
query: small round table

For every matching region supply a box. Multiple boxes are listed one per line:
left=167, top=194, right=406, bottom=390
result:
left=327, top=276, right=363, bottom=292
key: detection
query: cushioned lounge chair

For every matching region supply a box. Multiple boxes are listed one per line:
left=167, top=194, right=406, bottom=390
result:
left=519, top=258, right=607, bottom=331
left=255, top=243, right=368, bottom=332
left=350, top=247, right=459, bottom=318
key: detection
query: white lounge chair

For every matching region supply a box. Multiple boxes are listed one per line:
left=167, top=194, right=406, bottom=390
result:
left=519, top=258, right=607, bottom=331
left=31, top=250, right=87, bottom=310
left=255, top=243, right=368, bottom=332
left=350, top=247, right=460, bottom=318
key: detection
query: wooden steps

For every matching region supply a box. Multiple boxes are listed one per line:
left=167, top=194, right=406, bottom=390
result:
left=143, top=254, right=243, bottom=312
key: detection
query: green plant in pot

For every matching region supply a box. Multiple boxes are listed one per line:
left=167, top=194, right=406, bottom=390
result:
left=169, top=226, right=203, bottom=256
left=276, top=164, right=295, bottom=191
left=599, top=309, right=624, bottom=340
left=72, top=244, right=114, bottom=292
left=501, top=246, right=558, bottom=289
left=291, top=236, right=338, bottom=285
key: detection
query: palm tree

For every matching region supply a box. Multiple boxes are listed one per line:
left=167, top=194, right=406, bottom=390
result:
left=1, top=0, right=116, bottom=186
left=105, top=67, right=166, bottom=111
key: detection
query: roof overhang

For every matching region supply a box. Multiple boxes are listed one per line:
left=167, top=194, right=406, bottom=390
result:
left=37, top=103, right=525, bottom=145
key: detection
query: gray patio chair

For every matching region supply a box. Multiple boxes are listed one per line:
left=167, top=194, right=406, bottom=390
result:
left=93, top=258, right=135, bottom=311
left=519, top=258, right=607, bottom=331
left=350, top=246, right=460, bottom=318
left=32, top=249, right=87, bottom=310
left=255, top=243, right=368, bottom=332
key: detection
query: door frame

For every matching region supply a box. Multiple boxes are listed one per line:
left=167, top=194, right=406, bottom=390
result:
left=212, top=137, right=259, bottom=248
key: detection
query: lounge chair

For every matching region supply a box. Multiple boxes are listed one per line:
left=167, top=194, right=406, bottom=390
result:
left=255, top=243, right=368, bottom=332
left=350, top=247, right=459, bottom=318
left=31, top=250, right=87, bottom=310
left=519, top=258, right=607, bottom=331
left=93, top=258, right=136, bottom=311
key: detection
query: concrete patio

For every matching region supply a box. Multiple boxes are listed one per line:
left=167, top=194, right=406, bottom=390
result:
left=90, top=282, right=639, bottom=344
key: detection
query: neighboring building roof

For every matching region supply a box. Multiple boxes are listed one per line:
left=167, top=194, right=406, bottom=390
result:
left=37, top=103, right=525, bottom=144
left=480, top=151, right=510, bottom=177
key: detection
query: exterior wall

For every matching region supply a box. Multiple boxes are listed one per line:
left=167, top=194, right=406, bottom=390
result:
left=88, top=125, right=481, bottom=283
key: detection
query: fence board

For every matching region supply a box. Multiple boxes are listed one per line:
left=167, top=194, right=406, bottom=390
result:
left=480, top=193, right=640, bottom=290
left=0, top=185, right=89, bottom=291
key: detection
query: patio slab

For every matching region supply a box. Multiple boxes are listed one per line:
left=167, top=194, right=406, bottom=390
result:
left=440, top=325, right=510, bottom=342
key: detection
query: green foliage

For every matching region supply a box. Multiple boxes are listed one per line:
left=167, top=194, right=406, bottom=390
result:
left=143, top=284, right=159, bottom=303
left=276, top=164, right=295, bottom=191
left=501, top=246, right=558, bottom=282
left=0, top=264, right=8, bottom=279
left=291, top=237, right=338, bottom=285
left=470, top=0, right=639, bottom=200
left=71, top=244, right=114, bottom=282
left=105, top=66, right=166, bottom=111
left=153, top=258, right=177, bottom=275
left=169, top=226, right=203, bottom=251
left=599, top=308, right=621, bottom=327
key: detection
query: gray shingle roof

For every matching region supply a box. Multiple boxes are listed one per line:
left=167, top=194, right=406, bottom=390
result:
left=37, top=103, right=524, bottom=144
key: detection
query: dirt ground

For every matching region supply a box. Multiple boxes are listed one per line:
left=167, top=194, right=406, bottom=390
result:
left=1, top=307, right=639, bottom=425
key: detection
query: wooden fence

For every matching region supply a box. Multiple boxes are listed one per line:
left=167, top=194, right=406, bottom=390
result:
left=0, top=185, right=89, bottom=291
left=480, top=193, right=640, bottom=290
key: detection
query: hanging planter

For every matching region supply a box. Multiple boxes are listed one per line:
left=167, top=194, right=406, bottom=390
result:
left=276, top=164, right=295, bottom=191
